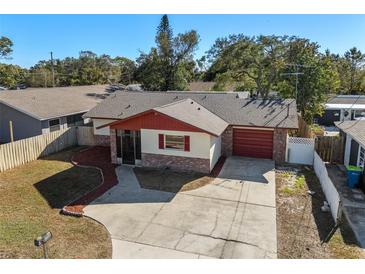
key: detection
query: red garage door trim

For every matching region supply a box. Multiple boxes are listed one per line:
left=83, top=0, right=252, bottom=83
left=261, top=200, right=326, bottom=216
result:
left=233, top=128, right=274, bottom=159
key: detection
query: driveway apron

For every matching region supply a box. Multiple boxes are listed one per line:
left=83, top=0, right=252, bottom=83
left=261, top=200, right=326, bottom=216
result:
left=84, top=157, right=277, bottom=259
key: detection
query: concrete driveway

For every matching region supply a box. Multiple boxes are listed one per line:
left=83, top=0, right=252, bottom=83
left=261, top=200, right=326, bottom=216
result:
left=84, top=156, right=277, bottom=259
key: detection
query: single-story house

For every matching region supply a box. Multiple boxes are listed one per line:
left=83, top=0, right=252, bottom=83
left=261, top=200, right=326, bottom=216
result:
left=336, top=120, right=365, bottom=169
left=0, top=85, right=109, bottom=143
left=84, top=91, right=298, bottom=173
left=316, top=95, right=365, bottom=126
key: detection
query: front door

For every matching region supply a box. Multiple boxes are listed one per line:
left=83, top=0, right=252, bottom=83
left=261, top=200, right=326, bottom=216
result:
left=122, top=130, right=135, bottom=165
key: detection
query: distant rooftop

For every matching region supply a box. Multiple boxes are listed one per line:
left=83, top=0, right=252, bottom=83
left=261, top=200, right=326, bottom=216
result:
left=327, top=95, right=365, bottom=105
left=0, top=85, right=109, bottom=120
left=336, top=120, right=365, bottom=147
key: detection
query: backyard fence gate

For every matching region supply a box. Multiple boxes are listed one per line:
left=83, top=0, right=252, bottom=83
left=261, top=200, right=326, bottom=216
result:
left=287, top=137, right=315, bottom=165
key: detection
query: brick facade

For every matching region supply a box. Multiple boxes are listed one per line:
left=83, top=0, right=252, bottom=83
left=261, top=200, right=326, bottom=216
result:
left=221, top=126, right=288, bottom=162
left=110, top=129, right=118, bottom=164
left=273, top=128, right=288, bottom=163
left=221, top=125, right=233, bottom=157
left=141, top=153, right=211, bottom=174
left=94, top=134, right=111, bottom=147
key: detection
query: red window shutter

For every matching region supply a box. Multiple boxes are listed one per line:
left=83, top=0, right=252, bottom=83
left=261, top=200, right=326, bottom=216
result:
left=158, top=134, right=164, bottom=149
left=184, top=136, right=190, bottom=151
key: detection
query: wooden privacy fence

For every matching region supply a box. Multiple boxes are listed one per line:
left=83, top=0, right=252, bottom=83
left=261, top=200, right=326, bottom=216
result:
left=76, top=126, right=95, bottom=146
left=0, top=126, right=94, bottom=172
left=315, top=135, right=345, bottom=164
left=297, top=115, right=315, bottom=138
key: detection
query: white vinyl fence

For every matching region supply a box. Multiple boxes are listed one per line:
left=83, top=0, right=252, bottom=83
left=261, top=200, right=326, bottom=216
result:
left=313, top=151, right=341, bottom=220
left=287, top=137, right=315, bottom=165
left=0, top=126, right=95, bottom=172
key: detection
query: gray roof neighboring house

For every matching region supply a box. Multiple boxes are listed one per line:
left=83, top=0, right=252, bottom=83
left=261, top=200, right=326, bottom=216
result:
left=327, top=95, right=365, bottom=105
left=0, top=85, right=109, bottom=120
left=85, top=91, right=298, bottom=129
left=153, top=99, right=229, bottom=136
left=335, top=120, right=365, bottom=147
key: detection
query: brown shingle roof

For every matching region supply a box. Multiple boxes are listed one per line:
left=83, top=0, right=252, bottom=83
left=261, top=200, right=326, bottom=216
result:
left=154, top=99, right=228, bottom=136
left=85, top=91, right=298, bottom=129
left=0, top=85, right=109, bottom=120
left=336, top=120, right=365, bottom=147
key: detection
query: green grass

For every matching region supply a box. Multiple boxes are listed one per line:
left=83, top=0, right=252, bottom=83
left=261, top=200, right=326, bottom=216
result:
left=294, top=175, right=306, bottom=189
left=0, top=147, right=111, bottom=259
left=280, top=174, right=306, bottom=195
left=310, top=124, right=325, bottom=136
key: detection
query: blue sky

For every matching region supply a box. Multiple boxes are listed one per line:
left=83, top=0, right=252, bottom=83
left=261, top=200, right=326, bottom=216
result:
left=1, top=14, right=365, bottom=68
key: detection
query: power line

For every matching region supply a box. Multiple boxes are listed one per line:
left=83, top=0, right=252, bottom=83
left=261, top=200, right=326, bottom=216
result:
left=281, top=63, right=313, bottom=102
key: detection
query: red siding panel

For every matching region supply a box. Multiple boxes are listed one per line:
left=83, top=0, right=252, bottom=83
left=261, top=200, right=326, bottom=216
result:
left=184, top=136, right=190, bottom=151
left=158, top=134, right=164, bottom=149
left=110, top=111, right=208, bottom=134
left=233, top=128, right=273, bottom=159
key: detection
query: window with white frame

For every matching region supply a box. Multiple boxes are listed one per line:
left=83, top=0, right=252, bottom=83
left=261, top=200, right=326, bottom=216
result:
left=359, top=147, right=365, bottom=168
left=354, top=109, right=365, bottom=120
left=165, top=135, right=184, bottom=150
left=49, top=119, right=60, bottom=132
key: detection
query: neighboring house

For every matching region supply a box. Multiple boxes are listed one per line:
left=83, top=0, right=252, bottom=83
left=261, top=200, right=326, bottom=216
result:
left=316, top=95, right=365, bottom=126
left=0, top=85, right=109, bottom=143
left=336, top=120, right=365, bottom=168
left=84, top=91, right=298, bottom=173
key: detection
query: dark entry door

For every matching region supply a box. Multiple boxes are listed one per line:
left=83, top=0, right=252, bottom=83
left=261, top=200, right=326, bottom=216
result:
left=122, top=130, right=135, bottom=165
left=349, top=139, right=359, bottom=166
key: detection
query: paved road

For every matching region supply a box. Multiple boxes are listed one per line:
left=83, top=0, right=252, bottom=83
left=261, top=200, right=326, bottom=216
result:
left=84, top=156, right=277, bottom=259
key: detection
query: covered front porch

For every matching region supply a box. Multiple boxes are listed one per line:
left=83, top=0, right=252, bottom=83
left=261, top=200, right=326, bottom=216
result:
left=112, top=129, right=141, bottom=166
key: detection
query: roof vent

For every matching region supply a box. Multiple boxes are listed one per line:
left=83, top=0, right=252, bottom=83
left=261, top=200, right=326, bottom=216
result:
left=190, top=101, right=194, bottom=104
left=174, top=96, right=178, bottom=100
left=125, top=104, right=131, bottom=109
left=202, top=95, right=207, bottom=100
left=197, top=107, right=201, bottom=110
left=118, top=111, right=123, bottom=116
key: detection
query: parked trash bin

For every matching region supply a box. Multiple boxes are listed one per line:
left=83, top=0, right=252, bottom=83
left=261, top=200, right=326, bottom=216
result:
left=346, top=165, right=363, bottom=188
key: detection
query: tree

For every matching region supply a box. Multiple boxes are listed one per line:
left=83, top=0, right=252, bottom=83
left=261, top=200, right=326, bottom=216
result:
left=0, top=36, right=13, bottom=58
left=136, top=15, right=199, bottom=91
left=114, top=57, right=137, bottom=85
left=281, top=38, right=340, bottom=122
left=205, top=35, right=342, bottom=123
left=210, top=35, right=287, bottom=97
left=343, top=47, right=365, bottom=94
left=26, top=51, right=131, bottom=87
left=0, top=63, right=27, bottom=88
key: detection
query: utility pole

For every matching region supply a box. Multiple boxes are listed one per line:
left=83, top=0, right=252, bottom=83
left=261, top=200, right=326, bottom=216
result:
left=50, top=51, right=55, bottom=87
left=281, top=64, right=311, bottom=102
left=44, top=71, right=47, bottom=88
left=9, top=121, right=14, bottom=142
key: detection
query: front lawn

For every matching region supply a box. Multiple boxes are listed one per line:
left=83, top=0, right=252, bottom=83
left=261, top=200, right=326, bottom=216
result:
left=0, top=147, right=112, bottom=259
left=276, top=164, right=365, bottom=259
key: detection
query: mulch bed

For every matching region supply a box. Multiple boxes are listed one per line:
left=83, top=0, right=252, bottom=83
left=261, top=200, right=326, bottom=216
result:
left=210, top=156, right=226, bottom=177
left=62, top=146, right=118, bottom=216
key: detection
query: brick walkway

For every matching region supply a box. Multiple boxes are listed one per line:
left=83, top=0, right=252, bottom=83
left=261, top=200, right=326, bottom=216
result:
left=62, top=146, right=118, bottom=216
